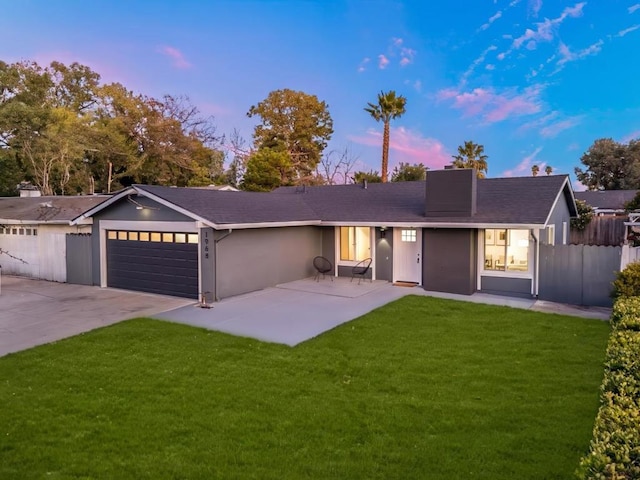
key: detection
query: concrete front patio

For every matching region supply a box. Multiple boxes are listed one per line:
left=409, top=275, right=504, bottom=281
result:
left=154, top=277, right=611, bottom=347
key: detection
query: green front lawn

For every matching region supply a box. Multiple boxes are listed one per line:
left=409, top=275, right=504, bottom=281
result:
left=0, top=296, right=609, bottom=479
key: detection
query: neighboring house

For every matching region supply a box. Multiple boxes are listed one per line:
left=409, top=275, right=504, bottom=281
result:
left=0, top=196, right=107, bottom=281
left=574, top=190, right=638, bottom=216
left=71, top=169, right=576, bottom=302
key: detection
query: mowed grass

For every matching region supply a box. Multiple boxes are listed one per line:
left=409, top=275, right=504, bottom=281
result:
left=0, top=296, right=609, bottom=479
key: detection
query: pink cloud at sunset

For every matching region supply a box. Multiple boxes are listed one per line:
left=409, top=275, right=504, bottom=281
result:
left=437, top=85, right=543, bottom=123
left=158, top=46, right=192, bottom=69
left=349, top=127, right=451, bottom=170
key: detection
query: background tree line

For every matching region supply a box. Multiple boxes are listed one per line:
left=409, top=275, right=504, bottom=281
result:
left=0, top=60, right=225, bottom=196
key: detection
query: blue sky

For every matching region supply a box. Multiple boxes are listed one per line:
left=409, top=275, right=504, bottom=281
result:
left=2, top=0, right=639, bottom=188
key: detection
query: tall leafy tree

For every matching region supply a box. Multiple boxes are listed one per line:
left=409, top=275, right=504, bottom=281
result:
left=364, top=90, right=407, bottom=183
left=451, top=140, right=489, bottom=178
left=575, top=138, right=640, bottom=190
left=247, top=89, right=333, bottom=186
left=545, top=165, right=553, bottom=176
left=241, top=148, right=292, bottom=192
left=531, top=164, right=539, bottom=176
left=391, top=162, right=427, bottom=182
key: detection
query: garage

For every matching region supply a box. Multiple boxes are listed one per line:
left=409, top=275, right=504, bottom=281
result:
left=106, top=230, right=199, bottom=299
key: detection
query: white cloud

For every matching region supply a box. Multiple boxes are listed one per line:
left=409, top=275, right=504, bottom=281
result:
left=528, top=0, right=543, bottom=17
left=461, top=45, right=497, bottom=84
left=555, top=40, right=603, bottom=70
left=502, top=147, right=544, bottom=177
left=629, top=4, right=640, bottom=14
left=616, top=25, right=640, bottom=37
left=357, top=57, right=370, bottom=73
left=502, top=1, right=586, bottom=60
left=400, top=47, right=416, bottom=66
left=480, top=11, right=503, bottom=31
left=378, top=54, right=390, bottom=69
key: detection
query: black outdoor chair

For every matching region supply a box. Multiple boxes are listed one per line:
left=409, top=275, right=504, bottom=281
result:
left=313, top=256, right=333, bottom=282
left=351, top=257, right=372, bottom=284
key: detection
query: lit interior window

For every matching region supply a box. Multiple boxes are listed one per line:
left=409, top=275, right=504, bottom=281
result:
left=118, top=231, right=127, bottom=240
left=150, top=232, right=162, bottom=242
left=129, top=232, right=138, bottom=241
left=401, top=229, right=417, bottom=242
left=187, top=234, right=198, bottom=244
left=175, top=233, right=186, bottom=243
left=108, top=231, right=117, bottom=240
left=139, top=232, right=150, bottom=241
left=162, top=233, right=173, bottom=242
left=340, top=226, right=370, bottom=261
left=484, top=229, right=529, bottom=272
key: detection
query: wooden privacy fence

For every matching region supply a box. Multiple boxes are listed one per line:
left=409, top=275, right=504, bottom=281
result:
left=570, top=216, right=626, bottom=246
left=539, top=244, right=620, bottom=307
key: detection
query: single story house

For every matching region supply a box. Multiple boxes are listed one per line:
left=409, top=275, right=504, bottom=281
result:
left=574, top=190, right=638, bottom=216
left=0, top=195, right=107, bottom=281
left=71, top=168, right=577, bottom=302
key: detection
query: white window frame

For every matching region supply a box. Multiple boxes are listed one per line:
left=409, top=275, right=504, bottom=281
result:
left=546, top=225, right=555, bottom=246
left=479, top=229, right=533, bottom=280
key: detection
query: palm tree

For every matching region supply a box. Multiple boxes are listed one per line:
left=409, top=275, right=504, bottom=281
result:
left=531, top=164, right=539, bottom=176
left=451, top=141, right=488, bottom=178
left=545, top=165, right=553, bottom=176
left=364, top=90, right=407, bottom=182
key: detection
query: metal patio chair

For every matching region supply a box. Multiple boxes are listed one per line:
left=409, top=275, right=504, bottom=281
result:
left=351, top=257, right=372, bottom=284
left=313, top=256, right=333, bottom=282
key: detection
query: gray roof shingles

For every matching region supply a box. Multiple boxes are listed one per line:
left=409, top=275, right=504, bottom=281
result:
left=136, top=174, right=572, bottom=227
left=574, top=190, right=638, bottom=210
left=135, top=185, right=319, bottom=224
left=0, top=196, right=109, bottom=222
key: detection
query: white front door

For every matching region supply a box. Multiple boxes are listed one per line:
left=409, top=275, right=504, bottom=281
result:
left=393, top=228, right=422, bottom=284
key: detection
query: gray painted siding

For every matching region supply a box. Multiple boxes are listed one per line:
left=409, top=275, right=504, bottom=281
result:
left=543, top=192, right=571, bottom=245
left=423, top=229, right=477, bottom=295
left=216, top=226, right=321, bottom=299
left=66, top=233, right=93, bottom=285
left=91, top=197, right=195, bottom=285
left=425, top=169, right=477, bottom=217
left=480, top=276, right=532, bottom=298
left=375, top=228, right=393, bottom=281
left=320, top=226, right=336, bottom=275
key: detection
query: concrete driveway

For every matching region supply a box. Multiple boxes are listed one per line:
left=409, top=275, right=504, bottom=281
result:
left=0, top=275, right=193, bottom=357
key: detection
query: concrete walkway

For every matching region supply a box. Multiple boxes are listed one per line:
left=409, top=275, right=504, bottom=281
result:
left=154, top=277, right=612, bottom=347
left=0, top=276, right=192, bottom=357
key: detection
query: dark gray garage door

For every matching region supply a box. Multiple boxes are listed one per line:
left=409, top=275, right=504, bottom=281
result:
left=107, top=230, right=198, bottom=299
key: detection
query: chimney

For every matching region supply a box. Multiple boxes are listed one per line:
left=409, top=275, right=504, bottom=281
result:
left=425, top=168, right=477, bottom=217
left=17, top=181, right=41, bottom=198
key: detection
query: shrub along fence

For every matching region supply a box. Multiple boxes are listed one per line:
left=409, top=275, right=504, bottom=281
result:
left=577, top=297, right=640, bottom=479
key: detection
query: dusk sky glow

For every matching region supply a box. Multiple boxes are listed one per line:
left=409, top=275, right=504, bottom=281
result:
left=2, top=0, right=639, bottom=189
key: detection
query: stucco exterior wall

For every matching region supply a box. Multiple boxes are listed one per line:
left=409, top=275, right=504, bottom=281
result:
left=423, top=228, right=477, bottom=295
left=216, top=226, right=322, bottom=299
